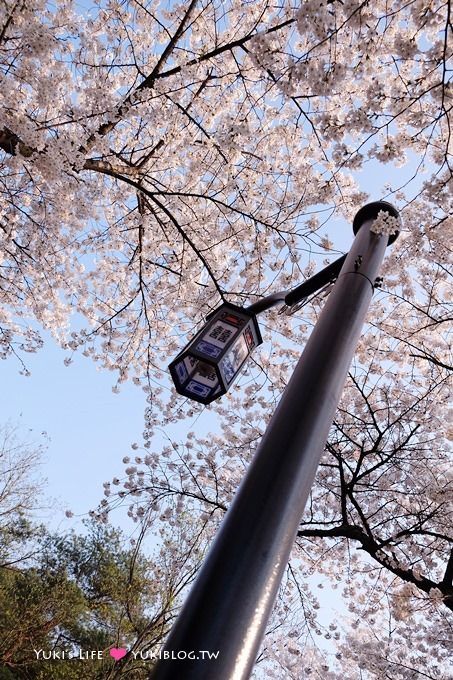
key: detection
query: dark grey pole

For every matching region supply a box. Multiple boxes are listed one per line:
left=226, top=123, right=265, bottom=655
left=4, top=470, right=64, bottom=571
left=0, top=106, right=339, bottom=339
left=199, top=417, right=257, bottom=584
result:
left=150, top=202, right=399, bottom=680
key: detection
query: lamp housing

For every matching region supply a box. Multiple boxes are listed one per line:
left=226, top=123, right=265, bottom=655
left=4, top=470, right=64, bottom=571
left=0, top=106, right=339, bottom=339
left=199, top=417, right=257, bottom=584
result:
left=169, top=303, right=262, bottom=404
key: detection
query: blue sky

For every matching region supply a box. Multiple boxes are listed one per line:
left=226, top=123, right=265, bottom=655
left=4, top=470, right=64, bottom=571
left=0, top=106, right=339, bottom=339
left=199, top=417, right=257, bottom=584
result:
left=0, top=333, right=146, bottom=532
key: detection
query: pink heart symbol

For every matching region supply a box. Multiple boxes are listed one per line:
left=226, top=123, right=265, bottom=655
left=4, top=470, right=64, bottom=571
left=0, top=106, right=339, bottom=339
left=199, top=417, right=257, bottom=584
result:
left=109, top=648, right=127, bottom=661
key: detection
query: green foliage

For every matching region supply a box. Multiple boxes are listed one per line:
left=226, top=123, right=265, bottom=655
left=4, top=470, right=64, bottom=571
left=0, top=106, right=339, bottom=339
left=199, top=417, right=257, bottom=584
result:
left=0, top=520, right=163, bottom=679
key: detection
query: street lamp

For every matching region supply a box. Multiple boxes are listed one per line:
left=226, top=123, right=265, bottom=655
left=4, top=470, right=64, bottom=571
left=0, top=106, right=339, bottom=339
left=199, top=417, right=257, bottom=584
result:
left=169, top=254, right=350, bottom=404
left=168, top=303, right=262, bottom=404
left=156, top=201, right=400, bottom=680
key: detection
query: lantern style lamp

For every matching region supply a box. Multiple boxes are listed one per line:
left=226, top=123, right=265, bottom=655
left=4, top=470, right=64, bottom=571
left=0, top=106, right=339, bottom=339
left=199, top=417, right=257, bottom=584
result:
left=169, top=303, right=262, bottom=404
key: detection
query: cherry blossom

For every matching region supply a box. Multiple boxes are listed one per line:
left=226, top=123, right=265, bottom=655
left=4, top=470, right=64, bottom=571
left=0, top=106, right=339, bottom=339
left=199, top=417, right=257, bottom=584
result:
left=1, top=0, right=452, bottom=677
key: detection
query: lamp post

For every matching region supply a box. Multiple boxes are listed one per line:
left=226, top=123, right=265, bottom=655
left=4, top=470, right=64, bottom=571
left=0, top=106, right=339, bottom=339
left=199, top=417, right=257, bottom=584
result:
left=154, top=201, right=400, bottom=680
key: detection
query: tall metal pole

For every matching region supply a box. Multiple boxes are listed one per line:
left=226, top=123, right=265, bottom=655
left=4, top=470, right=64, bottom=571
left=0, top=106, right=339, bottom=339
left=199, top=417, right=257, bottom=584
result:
left=150, top=202, right=399, bottom=680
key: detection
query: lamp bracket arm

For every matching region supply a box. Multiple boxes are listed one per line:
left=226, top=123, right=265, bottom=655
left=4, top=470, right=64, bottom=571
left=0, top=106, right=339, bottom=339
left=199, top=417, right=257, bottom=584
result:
left=244, top=254, right=347, bottom=317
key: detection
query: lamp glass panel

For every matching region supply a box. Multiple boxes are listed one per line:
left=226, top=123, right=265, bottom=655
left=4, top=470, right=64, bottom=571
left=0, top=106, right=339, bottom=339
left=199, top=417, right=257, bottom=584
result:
left=203, top=320, right=239, bottom=349
left=220, top=333, right=249, bottom=384
left=185, top=359, right=221, bottom=399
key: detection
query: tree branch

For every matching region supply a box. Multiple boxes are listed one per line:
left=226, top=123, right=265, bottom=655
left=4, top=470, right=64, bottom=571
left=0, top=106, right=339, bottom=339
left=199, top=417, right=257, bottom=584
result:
left=297, top=523, right=453, bottom=611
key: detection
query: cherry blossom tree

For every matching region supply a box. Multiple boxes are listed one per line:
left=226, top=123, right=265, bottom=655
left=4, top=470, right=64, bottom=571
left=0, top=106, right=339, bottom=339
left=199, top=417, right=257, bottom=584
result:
left=0, top=0, right=452, bottom=677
